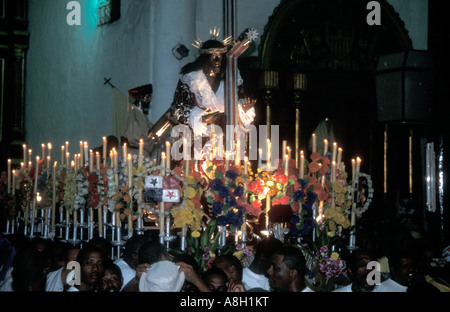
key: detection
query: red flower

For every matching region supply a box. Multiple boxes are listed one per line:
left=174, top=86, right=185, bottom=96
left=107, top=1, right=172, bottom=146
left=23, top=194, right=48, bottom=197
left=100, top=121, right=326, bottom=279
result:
left=320, top=164, right=329, bottom=175
left=309, top=162, right=320, bottom=173
left=251, top=198, right=262, bottom=209
left=273, top=171, right=288, bottom=185
left=311, top=152, right=322, bottom=162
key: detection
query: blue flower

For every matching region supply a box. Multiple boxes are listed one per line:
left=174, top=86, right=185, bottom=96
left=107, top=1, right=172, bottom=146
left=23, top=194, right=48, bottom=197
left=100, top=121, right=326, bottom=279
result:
left=293, top=190, right=304, bottom=201
left=225, top=196, right=237, bottom=208
left=218, top=185, right=230, bottom=198
left=298, top=178, right=307, bottom=189
left=211, top=178, right=223, bottom=191
left=212, top=201, right=223, bottom=215
left=233, top=185, right=244, bottom=197
left=225, top=170, right=238, bottom=181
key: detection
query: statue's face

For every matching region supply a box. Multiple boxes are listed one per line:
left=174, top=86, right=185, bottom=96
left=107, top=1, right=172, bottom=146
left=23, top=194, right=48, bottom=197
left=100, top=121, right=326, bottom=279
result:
left=209, top=52, right=223, bottom=74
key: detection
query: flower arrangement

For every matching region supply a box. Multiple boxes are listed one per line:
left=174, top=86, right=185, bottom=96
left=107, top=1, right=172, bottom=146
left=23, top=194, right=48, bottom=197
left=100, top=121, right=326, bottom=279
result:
left=206, top=160, right=248, bottom=233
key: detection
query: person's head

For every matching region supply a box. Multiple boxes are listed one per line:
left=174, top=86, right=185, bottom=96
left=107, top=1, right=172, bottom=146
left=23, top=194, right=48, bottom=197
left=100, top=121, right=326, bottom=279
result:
left=76, top=245, right=106, bottom=291
left=138, top=240, right=169, bottom=265
left=11, top=245, right=50, bottom=291
left=172, top=252, right=200, bottom=292
left=267, top=246, right=307, bottom=292
left=202, top=267, right=229, bottom=292
left=58, top=243, right=81, bottom=268
left=345, top=249, right=377, bottom=292
left=250, top=236, right=284, bottom=275
left=388, top=248, right=418, bottom=287
left=181, top=39, right=228, bottom=76
left=98, top=262, right=123, bottom=292
left=88, top=237, right=112, bottom=261
left=212, top=254, right=243, bottom=283
left=122, top=234, right=153, bottom=269
left=139, top=260, right=185, bottom=292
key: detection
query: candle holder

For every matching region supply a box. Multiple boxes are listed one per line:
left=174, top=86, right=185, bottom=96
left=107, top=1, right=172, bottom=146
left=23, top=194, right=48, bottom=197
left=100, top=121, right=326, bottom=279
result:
left=134, top=217, right=145, bottom=236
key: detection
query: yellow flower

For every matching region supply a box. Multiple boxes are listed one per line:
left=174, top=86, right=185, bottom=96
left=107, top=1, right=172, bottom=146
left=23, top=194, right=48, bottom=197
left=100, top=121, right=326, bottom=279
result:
left=187, top=187, right=196, bottom=199
left=191, top=230, right=201, bottom=238
left=185, top=176, right=196, bottom=185
left=233, top=250, right=244, bottom=260
left=327, top=231, right=335, bottom=237
left=331, top=252, right=340, bottom=261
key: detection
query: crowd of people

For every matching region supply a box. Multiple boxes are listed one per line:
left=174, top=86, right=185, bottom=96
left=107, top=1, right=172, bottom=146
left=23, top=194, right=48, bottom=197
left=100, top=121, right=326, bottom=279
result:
left=0, top=222, right=449, bottom=293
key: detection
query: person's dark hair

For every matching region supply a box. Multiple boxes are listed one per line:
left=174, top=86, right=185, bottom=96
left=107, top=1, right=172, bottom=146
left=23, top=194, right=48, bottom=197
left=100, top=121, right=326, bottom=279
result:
left=76, top=245, right=106, bottom=264
left=345, top=249, right=374, bottom=272
left=180, top=39, right=227, bottom=75
left=138, top=241, right=168, bottom=265
left=202, top=267, right=229, bottom=292
left=274, top=246, right=307, bottom=278
left=172, top=252, right=200, bottom=273
left=58, top=243, right=81, bottom=263
left=102, top=261, right=123, bottom=282
left=123, top=234, right=152, bottom=260
left=213, top=254, right=243, bottom=281
left=87, top=237, right=112, bottom=260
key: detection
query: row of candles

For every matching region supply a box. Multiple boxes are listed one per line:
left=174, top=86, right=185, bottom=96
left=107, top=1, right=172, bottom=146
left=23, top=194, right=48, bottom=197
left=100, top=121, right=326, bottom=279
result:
left=4, top=132, right=363, bottom=249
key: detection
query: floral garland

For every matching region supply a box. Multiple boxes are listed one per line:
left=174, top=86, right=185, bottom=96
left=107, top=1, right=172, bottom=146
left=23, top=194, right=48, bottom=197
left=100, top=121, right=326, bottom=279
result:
left=351, top=172, right=374, bottom=216
left=62, top=169, right=77, bottom=213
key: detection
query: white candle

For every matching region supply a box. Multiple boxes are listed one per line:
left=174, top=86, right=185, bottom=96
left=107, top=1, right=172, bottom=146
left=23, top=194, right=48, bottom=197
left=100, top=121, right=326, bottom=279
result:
left=123, top=143, right=128, bottom=161
left=96, top=152, right=100, bottom=171
left=102, top=137, right=107, bottom=165
left=11, top=170, right=16, bottom=196
left=79, top=141, right=84, bottom=168
left=351, top=159, right=356, bottom=182
left=32, top=156, right=40, bottom=227
left=332, top=142, right=337, bottom=163
left=41, top=143, right=46, bottom=160
left=287, top=146, right=292, bottom=161
left=61, top=146, right=65, bottom=165
left=337, top=148, right=343, bottom=168
left=139, top=139, right=144, bottom=167
left=23, top=144, right=27, bottom=165
left=47, top=143, right=52, bottom=159
left=165, top=141, right=171, bottom=169
left=7, top=159, right=11, bottom=194
left=66, top=152, right=70, bottom=168
left=46, top=156, right=51, bottom=170
left=89, top=150, right=94, bottom=172
left=51, top=162, right=57, bottom=231
left=128, top=154, right=133, bottom=188
left=265, top=195, right=271, bottom=229
left=356, top=157, right=361, bottom=177
left=28, top=149, right=32, bottom=165
left=244, top=156, right=249, bottom=175
left=300, top=152, right=305, bottom=178
left=312, top=133, right=316, bottom=153
left=282, top=140, right=287, bottom=158
left=267, top=139, right=271, bottom=169
left=323, top=139, right=328, bottom=156
left=284, top=154, right=289, bottom=177
left=225, top=151, right=229, bottom=172
left=113, top=149, right=118, bottom=170
left=84, top=141, right=89, bottom=167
